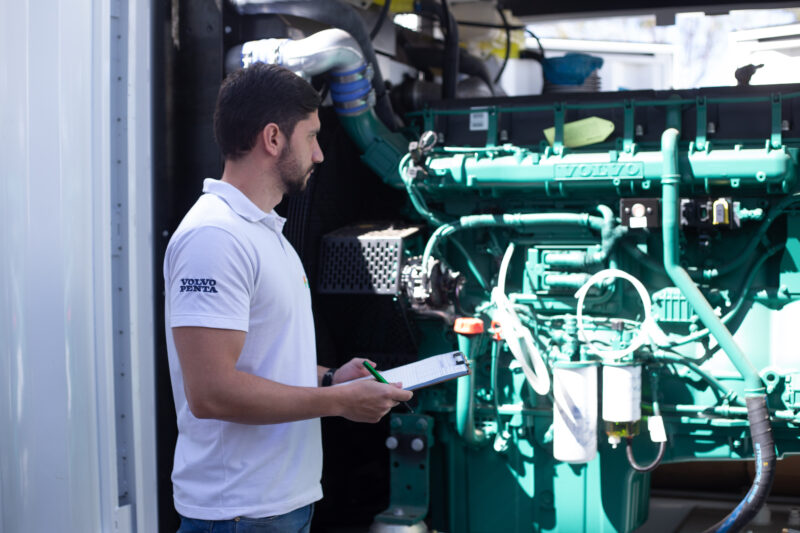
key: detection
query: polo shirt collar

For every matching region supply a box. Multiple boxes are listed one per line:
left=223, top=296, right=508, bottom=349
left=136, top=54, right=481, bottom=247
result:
left=202, top=178, right=286, bottom=233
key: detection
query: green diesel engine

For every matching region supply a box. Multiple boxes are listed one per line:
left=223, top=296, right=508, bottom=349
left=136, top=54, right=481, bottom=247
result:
left=225, top=17, right=800, bottom=532
left=329, top=89, right=800, bottom=533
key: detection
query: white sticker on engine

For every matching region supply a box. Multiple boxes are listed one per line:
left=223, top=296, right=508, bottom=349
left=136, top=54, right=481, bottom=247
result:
left=470, top=109, right=489, bottom=131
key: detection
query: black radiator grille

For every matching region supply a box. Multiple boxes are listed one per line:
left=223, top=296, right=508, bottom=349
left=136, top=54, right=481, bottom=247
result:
left=318, top=225, right=419, bottom=295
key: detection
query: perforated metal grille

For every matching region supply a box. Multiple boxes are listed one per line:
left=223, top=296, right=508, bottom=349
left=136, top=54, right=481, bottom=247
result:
left=318, top=225, right=418, bottom=295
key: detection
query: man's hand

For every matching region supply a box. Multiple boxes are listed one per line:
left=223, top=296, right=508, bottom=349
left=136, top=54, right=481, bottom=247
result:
left=332, top=357, right=375, bottom=384
left=174, top=330, right=411, bottom=424
left=334, top=379, right=413, bottom=423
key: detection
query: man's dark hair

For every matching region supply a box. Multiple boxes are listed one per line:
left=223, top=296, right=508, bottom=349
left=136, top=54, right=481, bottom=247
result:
left=214, top=63, right=321, bottom=160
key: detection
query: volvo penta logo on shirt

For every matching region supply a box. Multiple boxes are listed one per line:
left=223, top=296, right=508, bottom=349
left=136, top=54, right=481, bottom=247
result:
left=180, top=278, right=218, bottom=293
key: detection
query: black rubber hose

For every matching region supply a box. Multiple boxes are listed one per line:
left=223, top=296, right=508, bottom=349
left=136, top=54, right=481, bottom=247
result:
left=416, top=0, right=458, bottom=99
left=702, top=395, right=776, bottom=533
left=458, top=51, right=494, bottom=94
left=233, top=0, right=399, bottom=129
left=403, top=45, right=494, bottom=95
left=440, top=0, right=458, bottom=100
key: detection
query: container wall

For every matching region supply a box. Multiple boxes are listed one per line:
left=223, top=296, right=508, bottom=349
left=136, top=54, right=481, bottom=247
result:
left=0, top=0, right=156, bottom=531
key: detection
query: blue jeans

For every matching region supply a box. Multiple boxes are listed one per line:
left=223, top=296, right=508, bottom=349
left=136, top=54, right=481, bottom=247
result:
left=177, top=503, right=314, bottom=533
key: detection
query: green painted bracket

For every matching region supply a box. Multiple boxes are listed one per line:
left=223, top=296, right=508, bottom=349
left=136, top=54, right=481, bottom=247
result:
left=695, top=96, right=707, bottom=151
left=623, top=99, right=635, bottom=154
left=553, top=103, right=565, bottom=155
left=771, top=93, right=783, bottom=150
left=374, top=414, right=435, bottom=526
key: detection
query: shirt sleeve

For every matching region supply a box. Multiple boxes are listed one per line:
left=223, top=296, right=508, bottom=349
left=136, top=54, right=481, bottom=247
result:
left=165, top=225, right=254, bottom=331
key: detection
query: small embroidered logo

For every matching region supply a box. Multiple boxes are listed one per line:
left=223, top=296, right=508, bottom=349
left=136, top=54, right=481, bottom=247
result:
left=180, top=278, right=218, bottom=293
left=303, top=275, right=309, bottom=289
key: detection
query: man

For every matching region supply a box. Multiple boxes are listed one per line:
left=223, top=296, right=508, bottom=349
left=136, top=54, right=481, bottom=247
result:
left=164, top=62, right=413, bottom=533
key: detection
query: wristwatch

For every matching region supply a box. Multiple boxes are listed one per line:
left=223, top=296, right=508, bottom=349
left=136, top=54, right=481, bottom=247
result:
left=322, top=367, right=337, bottom=387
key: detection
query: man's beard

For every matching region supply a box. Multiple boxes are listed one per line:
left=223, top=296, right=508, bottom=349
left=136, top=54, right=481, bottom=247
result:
left=277, top=145, right=315, bottom=196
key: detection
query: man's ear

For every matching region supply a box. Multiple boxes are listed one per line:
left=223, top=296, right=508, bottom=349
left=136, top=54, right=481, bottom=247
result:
left=259, top=123, right=283, bottom=157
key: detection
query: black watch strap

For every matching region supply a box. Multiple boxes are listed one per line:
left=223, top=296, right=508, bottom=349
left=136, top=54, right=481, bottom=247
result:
left=322, top=367, right=337, bottom=387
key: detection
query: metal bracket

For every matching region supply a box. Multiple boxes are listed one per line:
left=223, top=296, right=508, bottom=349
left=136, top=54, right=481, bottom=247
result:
left=374, top=413, right=434, bottom=526
left=553, top=103, right=565, bottom=156
left=487, top=107, right=498, bottom=148
left=696, top=96, right=707, bottom=151
left=623, top=99, right=635, bottom=153
left=771, top=93, right=783, bottom=150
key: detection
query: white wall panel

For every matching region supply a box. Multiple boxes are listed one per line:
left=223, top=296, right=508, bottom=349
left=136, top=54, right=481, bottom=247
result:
left=0, top=0, right=156, bottom=531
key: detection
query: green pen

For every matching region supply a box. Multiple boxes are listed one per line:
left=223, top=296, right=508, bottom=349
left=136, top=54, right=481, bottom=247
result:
left=362, top=361, right=414, bottom=413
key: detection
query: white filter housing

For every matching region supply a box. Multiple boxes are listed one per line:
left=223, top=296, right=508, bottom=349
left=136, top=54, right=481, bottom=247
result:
left=602, top=365, right=642, bottom=422
left=553, top=364, right=598, bottom=463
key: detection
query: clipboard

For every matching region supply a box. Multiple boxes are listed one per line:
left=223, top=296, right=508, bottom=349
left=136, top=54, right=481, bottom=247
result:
left=372, top=350, right=470, bottom=391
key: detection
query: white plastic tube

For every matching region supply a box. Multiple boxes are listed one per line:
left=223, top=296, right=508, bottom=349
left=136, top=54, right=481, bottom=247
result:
left=491, top=243, right=551, bottom=395
left=553, top=363, right=598, bottom=463
left=574, top=268, right=656, bottom=361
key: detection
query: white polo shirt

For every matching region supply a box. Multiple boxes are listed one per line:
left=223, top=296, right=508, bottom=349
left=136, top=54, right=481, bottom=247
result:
left=164, top=178, right=322, bottom=520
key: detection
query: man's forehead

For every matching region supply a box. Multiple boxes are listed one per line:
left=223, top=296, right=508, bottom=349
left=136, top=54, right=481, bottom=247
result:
left=298, top=110, right=320, bottom=131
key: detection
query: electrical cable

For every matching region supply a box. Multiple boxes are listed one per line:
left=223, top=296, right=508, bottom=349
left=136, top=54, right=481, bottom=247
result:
left=651, top=352, right=740, bottom=405
left=666, top=243, right=784, bottom=348
left=707, top=194, right=800, bottom=280
left=401, top=150, right=492, bottom=292
left=450, top=20, right=545, bottom=59
left=449, top=237, right=490, bottom=291
left=625, top=433, right=667, bottom=473
left=493, top=6, right=511, bottom=84
left=622, top=196, right=800, bottom=283
left=398, top=153, right=448, bottom=226
left=617, top=240, right=783, bottom=354
left=524, top=29, right=545, bottom=58
left=369, top=0, right=391, bottom=40
left=625, top=369, right=667, bottom=472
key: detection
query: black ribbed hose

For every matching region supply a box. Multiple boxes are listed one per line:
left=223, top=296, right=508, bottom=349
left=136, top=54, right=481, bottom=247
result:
left=702, top=395, right=776, bottom=533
